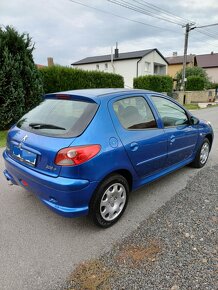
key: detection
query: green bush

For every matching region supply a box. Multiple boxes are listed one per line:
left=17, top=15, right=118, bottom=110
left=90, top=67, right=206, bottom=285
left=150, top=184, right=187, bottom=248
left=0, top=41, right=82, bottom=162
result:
left=209, top=82, right=218, bottom=89
left=176, top=67, right=210, bottom=90
left=0, top=26, right=43, bottom=130
left=133, top=75, right=173, bottom=93
left=186, top=76, right=205, bottom=91
left=39, top=66, right=124, bottom=93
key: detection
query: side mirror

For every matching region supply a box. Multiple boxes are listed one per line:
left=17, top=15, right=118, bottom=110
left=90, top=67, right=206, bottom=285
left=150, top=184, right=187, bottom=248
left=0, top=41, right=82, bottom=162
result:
left=190, top=116, right=199, bottom=125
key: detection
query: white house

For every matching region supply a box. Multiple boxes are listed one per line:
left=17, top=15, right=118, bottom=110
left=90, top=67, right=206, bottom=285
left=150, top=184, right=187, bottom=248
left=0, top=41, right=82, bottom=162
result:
left=72, top=48, right=168, bottom=88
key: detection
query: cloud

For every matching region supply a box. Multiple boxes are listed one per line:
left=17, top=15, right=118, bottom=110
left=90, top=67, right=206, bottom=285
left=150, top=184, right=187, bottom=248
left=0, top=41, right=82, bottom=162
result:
left=1, top=0, right=218, bottom=65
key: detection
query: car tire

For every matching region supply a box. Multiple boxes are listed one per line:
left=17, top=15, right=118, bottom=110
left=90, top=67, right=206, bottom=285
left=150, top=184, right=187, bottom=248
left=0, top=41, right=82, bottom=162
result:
left=191, top=138, right=210, bottom=168
left=90, top=174, right=129, bottom=228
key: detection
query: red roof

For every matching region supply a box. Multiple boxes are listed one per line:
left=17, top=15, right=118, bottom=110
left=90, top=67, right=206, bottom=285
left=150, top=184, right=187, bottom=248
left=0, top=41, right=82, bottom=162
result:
left=196, top=53, right=218, bottom=68
left=36, top=64, right=46, bottom=68
left=166, top=55, right=195, bottom=65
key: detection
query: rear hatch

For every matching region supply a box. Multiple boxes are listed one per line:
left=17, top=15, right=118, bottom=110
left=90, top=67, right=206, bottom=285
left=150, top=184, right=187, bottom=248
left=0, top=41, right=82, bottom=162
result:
left=7, top=94, right=98, bottom=177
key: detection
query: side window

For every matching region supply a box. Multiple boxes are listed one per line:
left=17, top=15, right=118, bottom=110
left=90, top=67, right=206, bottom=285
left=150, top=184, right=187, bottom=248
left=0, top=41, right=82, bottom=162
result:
left=151, top=96, right=189, bottom=127
left=113, top=96, right=157, bottom=130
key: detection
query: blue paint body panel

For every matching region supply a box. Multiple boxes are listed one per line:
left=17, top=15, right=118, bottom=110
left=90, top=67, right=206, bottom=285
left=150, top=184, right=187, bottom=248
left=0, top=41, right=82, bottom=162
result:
left=3, top=89, right=214, bottom=218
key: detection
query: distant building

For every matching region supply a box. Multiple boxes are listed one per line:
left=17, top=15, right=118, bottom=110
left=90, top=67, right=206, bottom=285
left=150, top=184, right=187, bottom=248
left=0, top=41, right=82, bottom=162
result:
left=166, top=52, right=195, bottom=78
left=72, top=48, right=168, bottom=88
left=35, top=57, right=54, bottom=69
left=195, top=52, right=218, bottom=83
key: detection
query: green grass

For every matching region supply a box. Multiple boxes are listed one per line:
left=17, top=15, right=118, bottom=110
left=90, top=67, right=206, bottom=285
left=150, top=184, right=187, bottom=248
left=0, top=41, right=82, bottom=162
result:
left=184, top=104, right=200, bottom=110
left=0, top=131, right=7, bottom=148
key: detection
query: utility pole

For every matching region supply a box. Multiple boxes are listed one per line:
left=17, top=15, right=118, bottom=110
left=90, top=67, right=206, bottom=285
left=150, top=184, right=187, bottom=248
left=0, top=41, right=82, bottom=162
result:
left=180, top=22, right=218, bottom=92
left=181, top=23, right=195, bottom=91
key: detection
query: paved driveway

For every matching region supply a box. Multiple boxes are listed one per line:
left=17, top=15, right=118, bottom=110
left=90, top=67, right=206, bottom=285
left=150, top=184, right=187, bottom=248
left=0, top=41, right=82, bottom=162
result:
left=0, top=107, right=217, bottom=290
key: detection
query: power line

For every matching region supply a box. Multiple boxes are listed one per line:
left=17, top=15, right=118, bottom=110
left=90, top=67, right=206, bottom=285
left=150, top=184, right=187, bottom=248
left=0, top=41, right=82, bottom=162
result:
left=68, top=0, right=179, bottom=33
left=197, top=22, right=218, bottom=29
left=68, top=0, right=218, bottom=49
left=196, top=28, right=218, bottom=40
left=107, top=0, right=187, bottom=26
left=132, top=0, right=187, bottom=25
left=137, top=0, right=190, bottom=24
left=108, top=0, right=218, bottom=40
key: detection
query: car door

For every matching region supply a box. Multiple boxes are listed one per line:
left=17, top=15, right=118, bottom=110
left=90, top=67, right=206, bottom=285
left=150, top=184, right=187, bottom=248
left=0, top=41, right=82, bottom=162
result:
left=150, top=95, right=199, bottom=167
left=110, top=95, right=168, bottom=178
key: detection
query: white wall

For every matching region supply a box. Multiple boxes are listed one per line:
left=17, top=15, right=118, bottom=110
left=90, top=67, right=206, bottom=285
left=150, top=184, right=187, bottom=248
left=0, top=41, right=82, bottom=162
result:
left=204, top=67, right=218, bottom=83
left=73, top=51, right=168, bottom=88
left=138, top=51, right=168, bottom=76
left=73, top=59, right=139, bottom=88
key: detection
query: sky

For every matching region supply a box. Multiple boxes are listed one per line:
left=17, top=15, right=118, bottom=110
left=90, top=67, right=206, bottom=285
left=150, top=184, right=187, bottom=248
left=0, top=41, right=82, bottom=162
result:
left=1, top=0, right=218, bottom=66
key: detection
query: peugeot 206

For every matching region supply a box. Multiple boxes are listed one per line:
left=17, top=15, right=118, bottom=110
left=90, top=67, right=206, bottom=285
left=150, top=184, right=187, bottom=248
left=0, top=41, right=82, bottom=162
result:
left=3, top=89, right=214, bottom=227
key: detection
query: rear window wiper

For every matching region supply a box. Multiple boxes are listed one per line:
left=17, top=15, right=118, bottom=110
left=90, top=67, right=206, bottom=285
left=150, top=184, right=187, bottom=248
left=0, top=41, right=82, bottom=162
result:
left=29, top=123, right=66, bottom=130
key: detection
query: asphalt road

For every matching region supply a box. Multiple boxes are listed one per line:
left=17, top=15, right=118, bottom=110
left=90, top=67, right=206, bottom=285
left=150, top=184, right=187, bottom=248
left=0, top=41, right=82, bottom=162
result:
left=0, top=107, right=217, bottom=290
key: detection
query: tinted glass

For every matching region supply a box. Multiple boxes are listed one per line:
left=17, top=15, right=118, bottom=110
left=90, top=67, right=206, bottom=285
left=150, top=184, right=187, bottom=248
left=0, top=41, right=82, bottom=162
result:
left=151, top=96, right=188, bottom=127
left=17, top=99, right=98, bottom=137
left=113, top=96, right=157, bottom=129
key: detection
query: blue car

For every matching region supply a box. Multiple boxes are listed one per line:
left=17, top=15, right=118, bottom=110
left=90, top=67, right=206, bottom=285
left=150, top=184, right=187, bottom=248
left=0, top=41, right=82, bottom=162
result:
left=3, top=89, right=213, bottom=227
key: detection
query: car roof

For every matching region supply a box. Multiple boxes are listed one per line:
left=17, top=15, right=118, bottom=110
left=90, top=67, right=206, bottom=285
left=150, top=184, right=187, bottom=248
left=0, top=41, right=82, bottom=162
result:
left=46, top=88, right=159, bottom=104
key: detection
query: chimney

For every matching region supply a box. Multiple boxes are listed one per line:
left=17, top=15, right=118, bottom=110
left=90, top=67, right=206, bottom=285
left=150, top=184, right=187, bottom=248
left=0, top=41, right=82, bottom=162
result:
left=173, top=51, right=177, bottom=57
left=114, top=42, right=119, bottom=58
left=47, top=57, right=54, bottom=66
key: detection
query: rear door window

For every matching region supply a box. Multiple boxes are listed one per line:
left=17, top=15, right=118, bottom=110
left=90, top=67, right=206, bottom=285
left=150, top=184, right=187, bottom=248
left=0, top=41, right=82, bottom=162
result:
left=113, top=96, right=157, bottom=130
left=17, top=99, right=98, bottom=137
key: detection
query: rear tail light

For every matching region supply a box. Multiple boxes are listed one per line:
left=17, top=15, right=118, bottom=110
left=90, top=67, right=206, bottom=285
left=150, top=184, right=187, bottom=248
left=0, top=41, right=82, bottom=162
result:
left=55, top=145, right=101, bottom=166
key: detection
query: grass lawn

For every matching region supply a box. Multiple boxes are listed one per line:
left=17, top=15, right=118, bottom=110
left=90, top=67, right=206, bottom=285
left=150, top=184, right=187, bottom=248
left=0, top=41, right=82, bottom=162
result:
left=0, top=131, right=7, bottom=148
left=184, top=104, right=200, bottom=110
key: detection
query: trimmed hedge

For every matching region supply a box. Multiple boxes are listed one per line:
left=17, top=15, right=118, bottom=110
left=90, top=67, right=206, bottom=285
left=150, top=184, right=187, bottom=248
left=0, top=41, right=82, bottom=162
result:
left=186, top=76, right=205, bottom=91
left=133, top=75, right=173, bottom=92
left=39, top=66, right=124, bottom=93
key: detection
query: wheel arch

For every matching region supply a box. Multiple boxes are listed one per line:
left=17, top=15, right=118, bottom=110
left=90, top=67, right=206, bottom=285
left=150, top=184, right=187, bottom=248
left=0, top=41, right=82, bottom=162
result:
left=89, top=169, right=133, bottom=208
left=205, top=133, right=213, bottom=150
left=98, top=169, right=133, bottom=191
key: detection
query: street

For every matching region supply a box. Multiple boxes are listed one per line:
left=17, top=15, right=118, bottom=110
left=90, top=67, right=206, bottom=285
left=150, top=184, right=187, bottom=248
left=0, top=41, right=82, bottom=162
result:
left=0, top=107, right=217, bottom=290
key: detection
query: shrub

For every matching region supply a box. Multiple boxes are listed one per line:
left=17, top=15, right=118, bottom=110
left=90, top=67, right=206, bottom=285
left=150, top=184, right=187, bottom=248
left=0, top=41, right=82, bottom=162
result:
left=0, top=26, right=43, bottom=130
left=186, top=76, right=205, bottom=91
left=39, top=66, right=124, bottom=93
left=176, top=67, right=210, bottom=90
left=209, top=82, right=218, bottom=90
left=133, top=75, right=173, bottom=93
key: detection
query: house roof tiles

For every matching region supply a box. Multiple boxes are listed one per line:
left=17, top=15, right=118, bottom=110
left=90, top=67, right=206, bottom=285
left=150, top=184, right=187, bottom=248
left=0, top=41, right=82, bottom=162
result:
left=72, top=48, right=168, bottom=65
left=166, top=55, right=195, bottom=65
left=195, top=53, right=218, bottom=68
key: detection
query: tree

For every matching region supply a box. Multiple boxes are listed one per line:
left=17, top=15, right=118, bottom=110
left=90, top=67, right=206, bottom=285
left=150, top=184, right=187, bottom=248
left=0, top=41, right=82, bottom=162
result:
left=0, top=26, right=43, bottom=130
left=176, top=66, right=210, bottom=90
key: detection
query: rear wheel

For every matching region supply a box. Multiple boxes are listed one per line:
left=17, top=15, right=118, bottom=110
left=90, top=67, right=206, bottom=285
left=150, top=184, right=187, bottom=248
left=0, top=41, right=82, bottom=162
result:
left=191, top=138, right=210, bottom=168
left=90, top=174, right=129, bottom=228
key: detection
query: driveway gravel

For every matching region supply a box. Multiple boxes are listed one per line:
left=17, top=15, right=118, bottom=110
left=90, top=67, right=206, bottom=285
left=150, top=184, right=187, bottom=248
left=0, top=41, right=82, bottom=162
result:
left=67, top=164, right=218, bottom=290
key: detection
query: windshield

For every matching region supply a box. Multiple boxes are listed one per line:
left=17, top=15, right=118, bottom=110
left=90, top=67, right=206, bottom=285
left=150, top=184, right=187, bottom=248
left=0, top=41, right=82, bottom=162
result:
left=17, top=99, right=98, bottom=137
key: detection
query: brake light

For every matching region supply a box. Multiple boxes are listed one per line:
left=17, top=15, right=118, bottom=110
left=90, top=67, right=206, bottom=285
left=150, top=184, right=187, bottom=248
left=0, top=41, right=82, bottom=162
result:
left=55, top=145, right=101, bottom=166
left=56, top=94, right=71, bottom=100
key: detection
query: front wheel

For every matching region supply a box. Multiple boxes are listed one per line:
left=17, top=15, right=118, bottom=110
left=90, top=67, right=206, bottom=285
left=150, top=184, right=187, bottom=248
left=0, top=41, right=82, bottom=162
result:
left=90, top=174, right=129, bottom=228
left=191, top=138, right=210, bottom=168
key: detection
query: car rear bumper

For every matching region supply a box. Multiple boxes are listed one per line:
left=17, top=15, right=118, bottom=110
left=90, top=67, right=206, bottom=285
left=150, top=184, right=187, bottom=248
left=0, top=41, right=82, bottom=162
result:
left=3, top=150, right=98, bottom=218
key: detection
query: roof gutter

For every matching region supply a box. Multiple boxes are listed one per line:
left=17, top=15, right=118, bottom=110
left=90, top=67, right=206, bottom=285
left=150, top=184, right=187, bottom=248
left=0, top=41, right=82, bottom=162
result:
left=136, top=58, right=142, bottom=77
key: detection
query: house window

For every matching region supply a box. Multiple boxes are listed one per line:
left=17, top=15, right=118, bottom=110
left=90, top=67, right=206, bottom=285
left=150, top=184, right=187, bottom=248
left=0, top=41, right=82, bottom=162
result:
left=105, top=63, right=108, bottom=70
left=144, top=61, right=150, bottom=72
left=96, top=64, right=99, bottom=70
left=154, top=64, right=166, bottom=75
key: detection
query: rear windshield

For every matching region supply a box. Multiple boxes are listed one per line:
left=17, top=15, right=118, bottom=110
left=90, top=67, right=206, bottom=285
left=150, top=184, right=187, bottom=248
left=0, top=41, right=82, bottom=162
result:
left=17, top=99, right=98, bottom=137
